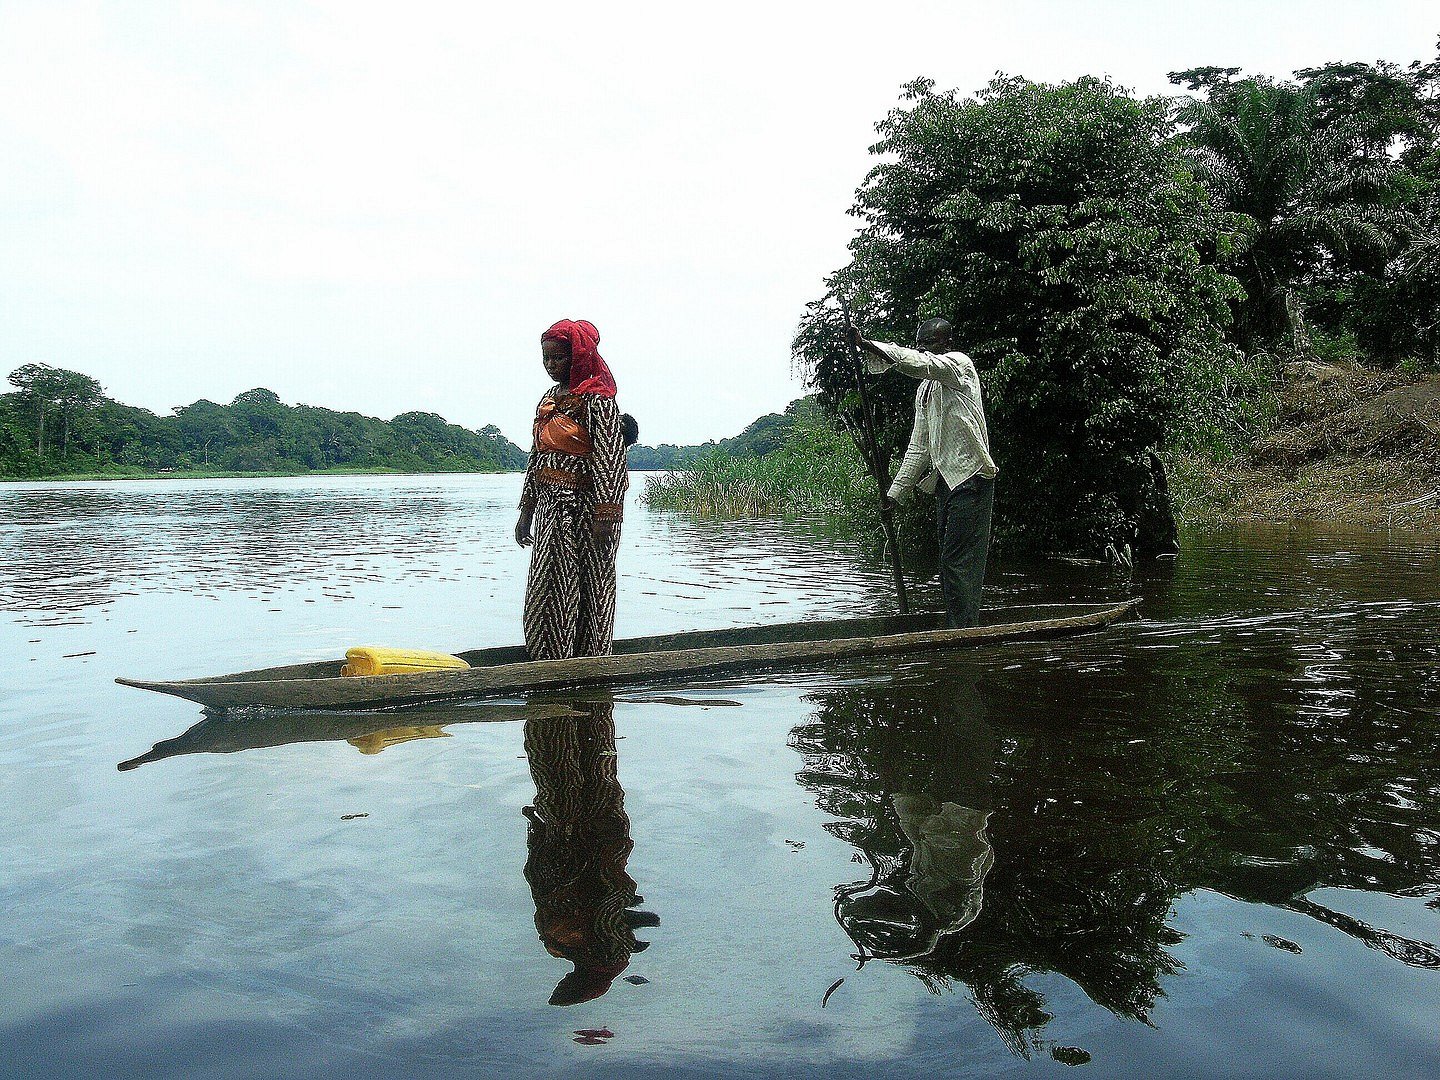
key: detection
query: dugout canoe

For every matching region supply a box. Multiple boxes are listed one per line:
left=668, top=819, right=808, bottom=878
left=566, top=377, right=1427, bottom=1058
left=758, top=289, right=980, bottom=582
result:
left=116, top=599, right=1141, bottom=712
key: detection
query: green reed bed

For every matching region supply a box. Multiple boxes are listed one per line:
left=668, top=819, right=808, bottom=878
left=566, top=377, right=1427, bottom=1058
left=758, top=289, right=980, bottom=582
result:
left=642, top=436, right=874, bottom=520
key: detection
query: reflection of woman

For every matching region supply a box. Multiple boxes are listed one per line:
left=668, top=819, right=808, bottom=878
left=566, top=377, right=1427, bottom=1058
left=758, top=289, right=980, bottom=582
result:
left=514, top=319, right=628, bottom=661
left=522, top=700, right=658, bottom=1006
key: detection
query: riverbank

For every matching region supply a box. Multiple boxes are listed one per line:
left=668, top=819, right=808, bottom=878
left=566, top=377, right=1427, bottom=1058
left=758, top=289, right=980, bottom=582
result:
left=1, top=465, right=521, bottom=483
left=1170, top=362, right=1440, bottom=530
left=642, top=361, right=1440, bottom=537
left=1170, top=457, right=1440, bottom=529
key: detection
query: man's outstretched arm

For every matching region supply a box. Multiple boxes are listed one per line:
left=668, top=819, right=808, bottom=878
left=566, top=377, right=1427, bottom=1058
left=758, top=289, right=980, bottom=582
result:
left=863, top=340, right=968, bottom=390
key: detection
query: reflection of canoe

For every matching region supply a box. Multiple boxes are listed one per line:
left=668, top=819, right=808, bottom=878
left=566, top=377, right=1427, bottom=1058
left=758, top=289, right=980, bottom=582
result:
left=117, top=701, right=587, bottom=771
left=116, top=600, right=1141, bottom=712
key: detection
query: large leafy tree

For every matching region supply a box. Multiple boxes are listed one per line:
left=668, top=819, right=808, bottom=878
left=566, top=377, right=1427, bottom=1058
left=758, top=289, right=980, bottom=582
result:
left=6, top=364, right=103, bottom=458
left=796, top=76, right=1241, bottom=557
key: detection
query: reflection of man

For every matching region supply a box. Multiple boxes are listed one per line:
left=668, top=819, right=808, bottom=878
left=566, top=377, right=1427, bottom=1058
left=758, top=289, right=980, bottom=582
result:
left=894, top=795, right=994, bottom=933
left=836, top=796, right=993, bottom=963
left=522, top=700, right=658, bottom=1006
left=851, top=319, right=998, bottom=628
left=808, top=682, right=998, bottom=964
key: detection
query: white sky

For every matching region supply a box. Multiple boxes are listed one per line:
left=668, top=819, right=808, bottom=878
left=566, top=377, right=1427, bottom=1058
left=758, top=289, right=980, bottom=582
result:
left=1, top=2, right=1434, bottom=445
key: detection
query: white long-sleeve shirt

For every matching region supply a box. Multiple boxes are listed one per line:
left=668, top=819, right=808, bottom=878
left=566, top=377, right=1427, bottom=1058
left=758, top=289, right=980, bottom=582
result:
left=865, top=341, right=998, bottom=501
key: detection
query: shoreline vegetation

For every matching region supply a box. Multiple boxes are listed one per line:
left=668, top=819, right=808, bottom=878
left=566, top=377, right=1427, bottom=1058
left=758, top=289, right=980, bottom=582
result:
left=641, top=398, right=873, bottom=519
left=642, top=363, right=1440, bottom=534
left=10, top=375, right=1435, bottom=533
left=1, top=375, right=526, bottom=481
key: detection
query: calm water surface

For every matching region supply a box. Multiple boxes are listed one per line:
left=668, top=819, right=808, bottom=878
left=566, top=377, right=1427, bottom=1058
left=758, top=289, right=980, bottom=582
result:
left=2, top=474, right=1438, bottom=1078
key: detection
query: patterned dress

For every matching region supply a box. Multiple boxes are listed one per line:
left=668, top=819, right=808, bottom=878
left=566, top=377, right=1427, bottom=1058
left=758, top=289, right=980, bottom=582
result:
left=520, top=388, right=628, bottom=661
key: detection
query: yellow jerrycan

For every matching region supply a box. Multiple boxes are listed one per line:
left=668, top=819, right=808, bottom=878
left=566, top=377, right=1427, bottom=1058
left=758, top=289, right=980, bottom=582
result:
left=340, top=647, right=470, bottom=677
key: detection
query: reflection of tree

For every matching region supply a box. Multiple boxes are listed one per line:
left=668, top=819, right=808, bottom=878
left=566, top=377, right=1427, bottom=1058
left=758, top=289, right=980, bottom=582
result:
left=792, top=621, right=1440, bottom=1056
left=522, top=699, right=658, bottom=1006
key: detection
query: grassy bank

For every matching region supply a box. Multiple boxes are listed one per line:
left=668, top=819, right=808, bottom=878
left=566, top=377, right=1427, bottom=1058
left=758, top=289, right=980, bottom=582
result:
left=1169, top=454, right=1440, bottom=529
left=643, top=412, right=874, bottom=519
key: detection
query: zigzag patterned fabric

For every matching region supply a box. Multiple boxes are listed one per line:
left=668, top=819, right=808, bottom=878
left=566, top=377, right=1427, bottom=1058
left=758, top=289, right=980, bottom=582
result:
left=521, top=390, right=629, bottom=661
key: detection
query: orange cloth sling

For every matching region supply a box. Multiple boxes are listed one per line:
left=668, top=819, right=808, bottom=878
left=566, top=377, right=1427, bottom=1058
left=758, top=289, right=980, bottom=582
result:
left=534, top=396, right=593, bottom=456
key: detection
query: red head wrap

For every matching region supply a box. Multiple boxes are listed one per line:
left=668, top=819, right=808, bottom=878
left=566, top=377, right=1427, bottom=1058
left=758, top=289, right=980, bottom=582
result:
left=541, top=319, right=618, bottom=398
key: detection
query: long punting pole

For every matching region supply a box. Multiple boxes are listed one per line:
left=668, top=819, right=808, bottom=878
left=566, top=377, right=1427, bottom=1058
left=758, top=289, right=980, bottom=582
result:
left=836, top=294, right=910, bottom=614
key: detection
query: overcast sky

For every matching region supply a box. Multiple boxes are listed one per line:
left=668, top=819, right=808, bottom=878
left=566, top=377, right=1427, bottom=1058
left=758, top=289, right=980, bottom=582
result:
left=1, top=2, right=1434, bottom=445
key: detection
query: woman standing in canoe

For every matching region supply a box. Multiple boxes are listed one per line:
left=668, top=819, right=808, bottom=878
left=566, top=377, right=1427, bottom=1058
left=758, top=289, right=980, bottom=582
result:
left=515, top=319, right=628, bottom=661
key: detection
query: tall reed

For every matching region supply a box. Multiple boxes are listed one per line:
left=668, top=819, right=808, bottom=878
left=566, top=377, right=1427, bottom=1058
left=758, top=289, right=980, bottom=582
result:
left=642, top=418, right=873, bottom=520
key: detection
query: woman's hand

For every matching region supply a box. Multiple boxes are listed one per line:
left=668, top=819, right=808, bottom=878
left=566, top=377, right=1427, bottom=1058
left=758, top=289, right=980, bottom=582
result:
left=592, top=520, right=618, bottom=540
left=515, top=512, right=534, bottom=547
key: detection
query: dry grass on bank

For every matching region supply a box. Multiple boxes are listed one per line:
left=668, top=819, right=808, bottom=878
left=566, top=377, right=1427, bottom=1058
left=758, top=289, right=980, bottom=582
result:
left=1173, top=361, right=1440, bottom=530
left=1173, top=455, right=1440, bottom=529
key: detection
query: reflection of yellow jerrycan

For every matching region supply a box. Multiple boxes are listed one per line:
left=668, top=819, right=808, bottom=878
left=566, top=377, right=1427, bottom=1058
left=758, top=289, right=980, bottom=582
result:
left=339, top=648, right=470, bottom=677
left=348, top=726, right=452, bottom=754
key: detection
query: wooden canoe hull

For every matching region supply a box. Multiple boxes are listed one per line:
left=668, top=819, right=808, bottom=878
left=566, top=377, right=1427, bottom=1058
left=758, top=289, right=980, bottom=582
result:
left=116, top=600, right=1140, bottom=712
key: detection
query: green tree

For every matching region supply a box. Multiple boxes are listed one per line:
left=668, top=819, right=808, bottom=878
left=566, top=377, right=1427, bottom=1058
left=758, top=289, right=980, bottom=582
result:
left=1297, top=46, right=1440, bottom=365
left=173, top=399, right=238, bottom=466
left=1295, top=57, right=1438, bottom=167
left=1169, top=71, right=1408, bottom=354
left=796, top=76, right=1242, bottom=557
left=6, top=364, right=103, bottom=458
left=52, top=368, right=105, bottom=458
left=1358, top=186, right=1440, bottom=366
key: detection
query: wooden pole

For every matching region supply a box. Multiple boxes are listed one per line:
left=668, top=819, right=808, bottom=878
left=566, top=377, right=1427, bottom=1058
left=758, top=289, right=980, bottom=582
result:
left=835, top=294, right=910, bottom=614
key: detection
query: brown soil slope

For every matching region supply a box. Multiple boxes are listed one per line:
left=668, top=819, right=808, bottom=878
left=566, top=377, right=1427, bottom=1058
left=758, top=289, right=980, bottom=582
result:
left=1180, top=362, right=1440, bottom=528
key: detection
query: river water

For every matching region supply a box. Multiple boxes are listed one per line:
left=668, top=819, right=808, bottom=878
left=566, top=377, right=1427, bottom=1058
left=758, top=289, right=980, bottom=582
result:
left=2, top=474, right=1438, bottom=1078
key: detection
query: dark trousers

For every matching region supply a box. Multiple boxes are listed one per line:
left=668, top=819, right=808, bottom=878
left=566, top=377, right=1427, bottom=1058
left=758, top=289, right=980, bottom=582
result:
left=936, top=474, right=995, bottom=629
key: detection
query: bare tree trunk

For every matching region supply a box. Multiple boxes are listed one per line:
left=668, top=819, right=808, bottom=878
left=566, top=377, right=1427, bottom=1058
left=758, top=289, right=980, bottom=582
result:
left=1285, top=289, right=1313, bottom=357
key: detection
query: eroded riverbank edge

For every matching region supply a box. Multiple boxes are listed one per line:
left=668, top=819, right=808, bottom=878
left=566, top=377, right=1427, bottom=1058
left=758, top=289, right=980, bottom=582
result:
left=1173, top=455, right=1440, bottom=530
left=1172, top=361, right=1440, bottom=531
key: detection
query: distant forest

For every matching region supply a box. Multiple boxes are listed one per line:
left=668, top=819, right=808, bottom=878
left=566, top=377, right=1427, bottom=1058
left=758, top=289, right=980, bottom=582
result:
left=0, top=364, right=526, bottom=478
left=626, top=397, right=818, bottom=469
left=0, top=362, right=809, bottom=480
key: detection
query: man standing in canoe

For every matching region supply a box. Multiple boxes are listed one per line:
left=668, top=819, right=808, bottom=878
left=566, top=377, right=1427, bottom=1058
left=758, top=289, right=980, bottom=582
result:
left=515, top=319, right=629, bottom=660
left=850, top=319, right=998, bottom=628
